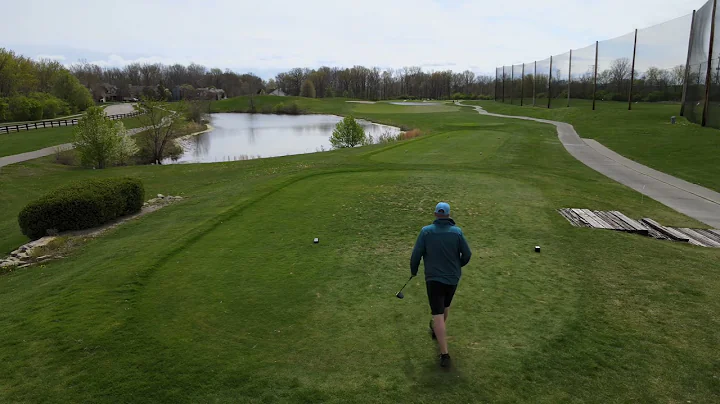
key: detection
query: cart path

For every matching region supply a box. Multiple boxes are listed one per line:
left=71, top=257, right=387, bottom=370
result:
left=462, top=102, right=720, bottom=228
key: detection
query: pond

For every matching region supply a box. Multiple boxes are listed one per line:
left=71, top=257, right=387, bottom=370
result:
left=169, top=113, right=400, bottom=164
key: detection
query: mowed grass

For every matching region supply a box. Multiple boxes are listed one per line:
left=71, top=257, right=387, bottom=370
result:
left=467, top=99, right=720, bottom=192
left=0, top=116, right=147, bottom=158
left=0, top=99, right=719, bottom=402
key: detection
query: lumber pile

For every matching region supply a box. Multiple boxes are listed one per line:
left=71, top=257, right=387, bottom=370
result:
left=558, top=208, right=720, bottom=248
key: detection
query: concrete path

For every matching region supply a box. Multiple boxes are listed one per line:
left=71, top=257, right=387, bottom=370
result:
left=104, top=103, right=136, bottom=116
left=462, top=103, right=720, bottom=228
left=0, top=127, right=148, bottom=169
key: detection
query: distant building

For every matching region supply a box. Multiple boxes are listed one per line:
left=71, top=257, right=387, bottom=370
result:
left=268, top=88, right=286, bottom=96
left=172, top=86, right=226, bottom=101
left=97, top=83, right=118, bottom=103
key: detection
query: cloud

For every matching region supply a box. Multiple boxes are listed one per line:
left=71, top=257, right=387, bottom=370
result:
left=1, top=0, right=708, bottom=77
left=34, top=54, right=66, bottom=61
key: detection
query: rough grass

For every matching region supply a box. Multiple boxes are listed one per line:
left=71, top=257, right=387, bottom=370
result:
left=0, top=116, right=147, bottom=158
left=0, top=98, right=718, bottom=402
left=466, top=99, right=720, bottom=192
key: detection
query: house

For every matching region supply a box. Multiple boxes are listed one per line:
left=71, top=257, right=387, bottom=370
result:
left=268, top=88, right=286, bottom=96
left=197, top=88, right=226, bottom=100
left=97, top=83, right=118, bottom=103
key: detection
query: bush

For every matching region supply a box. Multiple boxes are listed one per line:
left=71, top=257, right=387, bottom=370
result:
left=9, top=95, right=43, bottom=121
left=18, top=177, right=145, bottom=240
left=398, top=129, right=422, bottom=140
left=273, top=101, right=302, bottom=115
left=0, top=98, right=10, bottom=122
left=261, top=104, right=274, bottom=114
left=330, top=115, right=366, bottom=148
left=645, top=91, right=665, bottom=102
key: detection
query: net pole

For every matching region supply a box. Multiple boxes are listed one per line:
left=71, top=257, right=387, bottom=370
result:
left=502, top=66, right=505, bottom=102
left=680, top=10, right=697, bottom=117
left=533, top=61, right=537, bottom=106
left=629, top=29, right=638, bottom=111
left=548, top=56, right=553, bottom=109
left=511, top=66, right=514, bottom=105
left=593, top=41, right=598, bottom=110
left=568, top=49, right=572, bottom=107
left=702, top=0, right=718, bottom=126
left=495, top=68, right=498, bottom=101
left=521, top=64, right=525, bottom=106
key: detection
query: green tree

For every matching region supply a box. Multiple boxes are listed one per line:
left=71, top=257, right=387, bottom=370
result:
left=329, top=115, right=366, bottom=149
left=116, top=135, right=139, bottom=166
left=300, top=79, right=316, bottom=98
left=73, top=106, right=123, bottom=169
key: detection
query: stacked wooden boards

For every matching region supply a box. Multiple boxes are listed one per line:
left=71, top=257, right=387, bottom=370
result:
left=558, top=208, right=720, bottom=248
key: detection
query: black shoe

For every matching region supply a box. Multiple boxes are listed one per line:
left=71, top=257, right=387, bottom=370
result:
left=440, top=353, right=451, bottom=368
left=429, top=319, right=436, bottom=340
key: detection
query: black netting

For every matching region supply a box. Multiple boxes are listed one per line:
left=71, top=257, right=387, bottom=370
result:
left=708, top=1, right=720, bottom=127
left=597, top=31, right=636, bottom=106
left=500, top=66, right=512, bottom=103
left=569, top=44, right=596, bottom=106
left=635, top=14, right=693, bottom=103
left=684, top=1, right=713, bottom=123
left=511, top=64, right=523, bottom=105
left=550, top=51, right=571, bottom=108
left=495, top=67, right=502, bottom=101
left=536, top=58, right=551, bottom=107
left=522, top=63, right=534, bottom=106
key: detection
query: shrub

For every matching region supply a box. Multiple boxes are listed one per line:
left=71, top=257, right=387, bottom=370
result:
left=184, top=100, right=209, bottom=123
left=273, top=102, right=302, bottom=115
left=330, top=115, right=366, bottom=148
left=18, top=177, right=145, bottom=240
left=645, top=91, right=665, bottom=102
left=9, top=95, right=43, bottom=121
left=0, top=98, right=10, bottom=122
left=398, top=129, right=422, bottom=140
left=261, top=104, right=274, bottom=114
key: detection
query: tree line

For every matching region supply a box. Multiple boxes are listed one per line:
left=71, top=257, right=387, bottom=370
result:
left=68, top=61, right=497, bottom=102
left=275, top=66, right=495, bottom=100
left=0, top=48, right=93, bottom=122
left=499, top=59, right=689, bottom=103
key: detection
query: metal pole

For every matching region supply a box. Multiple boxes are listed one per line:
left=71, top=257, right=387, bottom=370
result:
left=502, top=66, right=505, bottom=103
left=533, top=61, right=537, bottom=106
left=702, top=0, right=717, bottom=126
left=628, top=29, right=638, bottom=111
left=568, top=49, right=572, bottom=107
left=680, top=10, right=697, bottom=116
left=495, top=68, right=498, bottom=101
left=548, top=56, right=553, bottom=109
left=511, top=66, right=514, bottom=105
left=521, top=64, right=525, bottom=106
left=593, top=41, right=599, bottom=110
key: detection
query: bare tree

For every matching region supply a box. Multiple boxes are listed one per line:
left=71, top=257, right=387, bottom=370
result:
left=135, top=98, right=182, bottom=164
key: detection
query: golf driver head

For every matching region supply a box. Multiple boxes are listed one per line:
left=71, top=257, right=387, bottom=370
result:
left=395, top=291, right=404, bottom=299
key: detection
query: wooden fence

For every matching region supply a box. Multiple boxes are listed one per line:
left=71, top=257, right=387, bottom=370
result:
left=0, top=111, right=143, bottom=135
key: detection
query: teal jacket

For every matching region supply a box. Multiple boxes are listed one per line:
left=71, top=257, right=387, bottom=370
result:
left=410, top=218, right=472, bottom=285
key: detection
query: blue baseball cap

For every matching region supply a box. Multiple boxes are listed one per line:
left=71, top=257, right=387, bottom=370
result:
left=435, top=202, right=451, bottom=215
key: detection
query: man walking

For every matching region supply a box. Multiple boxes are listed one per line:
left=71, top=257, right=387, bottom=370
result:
left=410, top=202, right=472, bottom=367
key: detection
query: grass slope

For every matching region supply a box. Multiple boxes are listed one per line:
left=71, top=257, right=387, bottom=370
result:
left=0, top=99, right=718, bottom=402
left=468, top=100, right=720, bottom=192
left=0, top=116, right=146, bottom=158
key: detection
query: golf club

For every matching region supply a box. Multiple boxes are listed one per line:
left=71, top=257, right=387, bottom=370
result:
left=395, top=275, right=414, bottom=299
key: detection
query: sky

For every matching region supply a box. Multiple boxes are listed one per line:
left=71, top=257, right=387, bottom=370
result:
left=1, top=0, right=708, bottom=79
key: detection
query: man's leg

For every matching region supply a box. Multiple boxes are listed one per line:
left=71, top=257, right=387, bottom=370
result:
left=432, top=314, right=449, bottom=354
left=444, top=307, right=450, bottom=323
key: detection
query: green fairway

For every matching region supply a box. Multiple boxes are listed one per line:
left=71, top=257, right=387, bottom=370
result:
left=0, top=116, right=146, bottom=158
left=468, top=100, right=720, bottom=192
left=0, top=98, right=719, bottom=402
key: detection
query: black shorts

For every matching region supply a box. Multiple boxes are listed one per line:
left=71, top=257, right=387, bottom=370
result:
left=426, top=281, right=458, bottom=315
